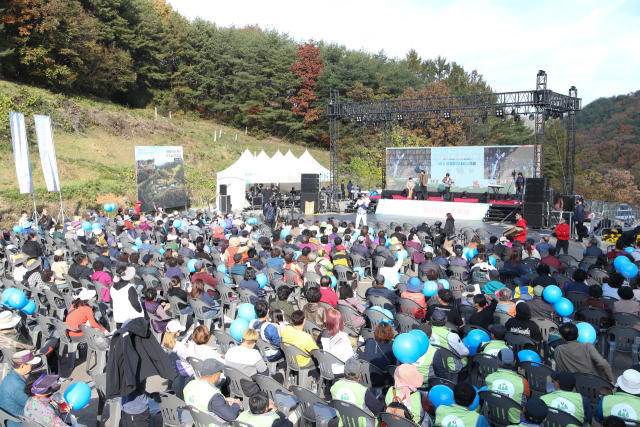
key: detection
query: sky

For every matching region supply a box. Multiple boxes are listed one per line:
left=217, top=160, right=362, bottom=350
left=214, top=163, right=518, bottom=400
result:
left=167, top=0, right=640, bottom=106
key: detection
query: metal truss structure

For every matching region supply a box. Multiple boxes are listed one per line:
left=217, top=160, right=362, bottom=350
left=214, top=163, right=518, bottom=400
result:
left=326, top=71, right=581, bottom=211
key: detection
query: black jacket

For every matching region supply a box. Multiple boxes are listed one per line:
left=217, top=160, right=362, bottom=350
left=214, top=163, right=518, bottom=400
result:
left=106, top=317, right=178, bottom=399
left=574, top=204, right=585, bottom=223
left=67, top=263, right=94, bottom=282
left=21, top=240, right=43, bottom=258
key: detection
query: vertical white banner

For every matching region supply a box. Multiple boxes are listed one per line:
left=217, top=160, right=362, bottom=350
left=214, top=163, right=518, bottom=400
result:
left=34, top=114, right=61, bottom=192
left=9, top=112, right=34, bottom=194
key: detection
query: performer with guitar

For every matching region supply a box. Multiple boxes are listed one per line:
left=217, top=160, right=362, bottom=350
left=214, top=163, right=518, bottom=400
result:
left=442, top=173, right=456, bottom=199
left=502, top=212, right=527, bottom=244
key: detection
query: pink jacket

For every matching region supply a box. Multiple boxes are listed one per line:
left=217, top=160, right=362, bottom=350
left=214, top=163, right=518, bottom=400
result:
left=91, top=270, right=113, bottom=303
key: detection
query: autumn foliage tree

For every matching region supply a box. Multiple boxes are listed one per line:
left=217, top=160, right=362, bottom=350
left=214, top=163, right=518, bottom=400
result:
left=291, top=42, right=325, bottom=126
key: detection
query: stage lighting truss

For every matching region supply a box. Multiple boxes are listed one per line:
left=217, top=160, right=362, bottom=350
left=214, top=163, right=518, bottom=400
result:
left=326, top=72, right=582, bottom=210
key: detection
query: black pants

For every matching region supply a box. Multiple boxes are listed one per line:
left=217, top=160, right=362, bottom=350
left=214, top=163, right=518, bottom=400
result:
left=121, top=409, right=149, bottom=427
left=575, top=222, right=587, bottom=241
left=556, top=239, right=569, bottom=255
left=421, top=185, right=427, bottom=200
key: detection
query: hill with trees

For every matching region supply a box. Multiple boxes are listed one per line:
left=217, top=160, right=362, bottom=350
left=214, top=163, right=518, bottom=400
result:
left=1, top=0, right=638, bottom=220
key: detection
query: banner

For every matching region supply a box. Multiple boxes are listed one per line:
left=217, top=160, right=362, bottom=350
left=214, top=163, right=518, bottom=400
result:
left=375, top=199, right=491, bottom=220
left=386, top=145, right=537, bottom=192
left=33, top=115, right=61, bottom=192
left=134, top=146, right=186, bottom=212
left=9, top=112, right=34, bottom=194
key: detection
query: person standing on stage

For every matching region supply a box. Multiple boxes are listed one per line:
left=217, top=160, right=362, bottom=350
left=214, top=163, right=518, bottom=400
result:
left=355, top=194, right=370, bottom=229
left=515, top=172, right=525, bottom=204
left=419, top=170, right=428, bottom=200
left=442, top=173, right=454, bottom=199
left=341, top=180, right=346, bottom=200
left=347, top=181, right=353, bottom=201
left=574, top=198, right=586, bottom=243
left=513, top=212, right=527, bottom=244
left=406, top=178, right=416, bottom=200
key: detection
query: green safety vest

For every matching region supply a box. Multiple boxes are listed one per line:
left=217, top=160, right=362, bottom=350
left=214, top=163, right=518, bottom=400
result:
left=436, top=404, right=481, bottom=427
left=602, top=392, right=640, bottom=421
left=414, top=344, right=437, bottom=384
left=541, top=391, right=584, bottom=425
left=485, top=369, right=526, bottom=423
left=331, top=379, right=373, bottom=427
left=236, top=411, right=280, bottom=427
left=430, top=325, right=467, bottom=371
left=481, top=341, right=509, bottom=357
left=183, top=379, right=227, bottom=427
left=385, top=388, right=422, bottom=424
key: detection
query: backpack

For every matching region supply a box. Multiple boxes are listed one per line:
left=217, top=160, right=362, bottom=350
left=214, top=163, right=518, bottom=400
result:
left=471, top=268, right=490, bottom=285
left=385, top=389, right=412, bottom=420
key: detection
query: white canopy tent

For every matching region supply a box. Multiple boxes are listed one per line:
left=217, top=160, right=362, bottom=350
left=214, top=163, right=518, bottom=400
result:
left=216, top=148, right=255, bottom=211
left=218, top=148, right=330, bottom=210
left=299, top=149, right=330, bottom=181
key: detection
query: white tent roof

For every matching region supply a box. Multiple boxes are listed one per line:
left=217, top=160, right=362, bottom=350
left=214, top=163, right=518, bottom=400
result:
left=299, top=149, right=330, bottom=180
left=217, top=149, right=255, bottom=211
left=256, top=150, right=270, bottom=163
left=283, top=149, right=297, bottom=162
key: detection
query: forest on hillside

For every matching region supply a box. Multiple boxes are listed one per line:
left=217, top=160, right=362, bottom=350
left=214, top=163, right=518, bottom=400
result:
left=1, top=0, right=638, bottom=204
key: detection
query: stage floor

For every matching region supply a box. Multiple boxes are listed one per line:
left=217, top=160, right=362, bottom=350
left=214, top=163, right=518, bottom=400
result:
left=369, top=194, right=519, bottom=205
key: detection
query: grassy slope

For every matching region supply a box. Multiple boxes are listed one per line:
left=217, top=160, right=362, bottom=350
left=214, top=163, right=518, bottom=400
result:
left=0, top=79, right=329, bottom=227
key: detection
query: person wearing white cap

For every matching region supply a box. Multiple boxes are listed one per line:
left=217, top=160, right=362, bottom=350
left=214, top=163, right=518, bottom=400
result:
left=161, top=320, right=194, bottom=377
left=595, top=368, right=640, bottom=423
left=64, top=288, right=106, bottom=339
left=0, top=349, right=42, bottom=427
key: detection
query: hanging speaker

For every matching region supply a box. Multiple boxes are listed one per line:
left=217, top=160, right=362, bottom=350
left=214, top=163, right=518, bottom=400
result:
left=219, top=184, right=227, bottom=196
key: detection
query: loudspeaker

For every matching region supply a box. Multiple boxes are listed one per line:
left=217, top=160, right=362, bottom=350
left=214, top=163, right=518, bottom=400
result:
left=251, top=196, right=262, bottom=207
left=219, top=195, right=231, bottom=213
left=219, top=184, right=227, bottom=196
left=563, top=195, right=576, bottom=213
left=301, top=174, right=320, bottom=193
left=382, top=191, right=393, bottom=199
left=300, top=192, right=319, bottom=213
left=523, top=202, right=547, bottom=227
left=524, top=178, right=548, bottom=203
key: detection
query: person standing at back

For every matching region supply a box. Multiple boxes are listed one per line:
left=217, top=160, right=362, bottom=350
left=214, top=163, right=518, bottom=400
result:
left=574, top=198, right=586, bottom=242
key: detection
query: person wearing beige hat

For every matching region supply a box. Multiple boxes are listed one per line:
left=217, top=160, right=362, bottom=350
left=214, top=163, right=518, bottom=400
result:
left=595, top=369, right=640, bottom=422
left=385, top=364, right=426, bottom=425
left=11, top=253, right=28, bottom=282
left=0, top=311, right=60, bottom=375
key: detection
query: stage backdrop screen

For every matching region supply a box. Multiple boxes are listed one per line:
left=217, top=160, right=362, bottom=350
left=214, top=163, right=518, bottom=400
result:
left=135, top=146, right=187, bottom=212
left=386, top=145, right=537, bottom=193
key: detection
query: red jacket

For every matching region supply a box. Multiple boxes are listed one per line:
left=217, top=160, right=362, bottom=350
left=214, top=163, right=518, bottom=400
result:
left=555, top=223, right=571, bottom=241
left=514, top=219, right=527, bottom=243
left=401, top=290, right=426, bottom=319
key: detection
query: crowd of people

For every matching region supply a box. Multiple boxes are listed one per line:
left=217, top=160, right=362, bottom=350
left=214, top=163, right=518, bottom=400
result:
left=0, top=204, right=638, bottom=427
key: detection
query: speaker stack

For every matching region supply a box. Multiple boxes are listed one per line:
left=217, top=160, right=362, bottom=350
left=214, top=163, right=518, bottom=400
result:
left=524, top=178, right=549, bottom=227
left=218, top=184, right=231, bottom=213
left=301, top=174, right=320, bottom=213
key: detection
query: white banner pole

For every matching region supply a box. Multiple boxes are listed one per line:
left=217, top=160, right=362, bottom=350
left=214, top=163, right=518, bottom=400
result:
left=9, top=112, right=37, bottom=226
